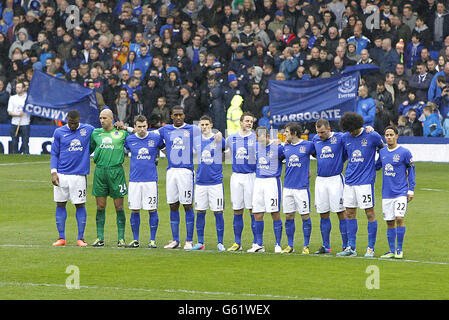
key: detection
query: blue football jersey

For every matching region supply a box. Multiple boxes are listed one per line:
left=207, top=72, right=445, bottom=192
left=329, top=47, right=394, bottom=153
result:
left=125, top=131, right=164, bottom=182
left=51, top=123, right=95, bottom=175
left=194, top=135, right=226, bottom=185
left=377, top=145, right=416, bottom=199
left=157, top=123, right=201, bottom=171
left=255, top=142, right=284, bottom=178
left=312, top=132, right=347, bottom=177
left=284, top=140, right=316, bottom=189
left=342, top=130, right=384, bottom=185
left=226, top=131, right=257, bottom=174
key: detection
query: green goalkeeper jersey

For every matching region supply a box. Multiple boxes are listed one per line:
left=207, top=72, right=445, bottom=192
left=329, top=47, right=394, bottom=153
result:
left=90, top=128, right=129, bottom=167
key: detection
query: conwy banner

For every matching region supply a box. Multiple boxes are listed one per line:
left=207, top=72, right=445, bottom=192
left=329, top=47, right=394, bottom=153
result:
left=25, top=70, right=100, bottom=127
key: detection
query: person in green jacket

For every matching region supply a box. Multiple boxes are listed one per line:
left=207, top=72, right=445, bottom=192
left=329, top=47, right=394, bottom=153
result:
left=227, top=94, right=244, bottom=135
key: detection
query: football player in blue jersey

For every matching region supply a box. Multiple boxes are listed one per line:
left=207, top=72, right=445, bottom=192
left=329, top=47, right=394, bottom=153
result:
left=226, top=112, right=258, bottom=252
left=312, top=119, right=348, bottom=254
left=124, top=115, right=164, bottom=248
left=376, top=126, right=415, bottom=259
left=337, top=112, right=384, bottom=258
left=50, top=110, right=95, bottom=247
left=248, top=126, right=285, bottom=253
left=191, top=115, right=227, bottom=251
left=281, top=122, right=316, bottom=254
left=157, top=106, right=201, bottom=250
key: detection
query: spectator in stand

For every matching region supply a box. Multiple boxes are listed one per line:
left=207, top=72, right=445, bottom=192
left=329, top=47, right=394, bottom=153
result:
left=1, top=0, right=445, bottom=150
left=151, top=96, right=171, bottom=125
left=356, top=84, right=376, bottom=127
left=409, top=61, right=433, bottom=102
left=243, top=82, right=268, bottom=122
left=406, top=108, right=423, bottom=136
left=380, top=37, right=400, bottom=74
left=397, top=89, right=426, bottom=118
left=397, top=115, right=414, bottom=136
left=404, top=34, right=424, bottom=71
left=422, top=104, right=443, bottom=137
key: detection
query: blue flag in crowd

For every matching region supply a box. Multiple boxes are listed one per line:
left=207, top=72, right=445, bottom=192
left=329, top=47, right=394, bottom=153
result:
left=268, top=65, right=379, bottom=125
left=25, top=70, right=100, bottom=127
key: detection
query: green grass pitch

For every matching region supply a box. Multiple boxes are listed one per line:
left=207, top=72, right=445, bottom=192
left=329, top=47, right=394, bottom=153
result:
left=1, top=154, right=449, bottom=300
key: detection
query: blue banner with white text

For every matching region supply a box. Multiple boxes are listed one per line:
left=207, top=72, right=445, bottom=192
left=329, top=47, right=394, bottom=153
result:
left=269, top=70, right=361, bottom=124
left=25, top=70, right=100, bottom=127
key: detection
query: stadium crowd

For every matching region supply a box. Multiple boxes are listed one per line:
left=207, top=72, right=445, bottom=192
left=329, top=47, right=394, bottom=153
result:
left=2, top=0, right=449, bottom=147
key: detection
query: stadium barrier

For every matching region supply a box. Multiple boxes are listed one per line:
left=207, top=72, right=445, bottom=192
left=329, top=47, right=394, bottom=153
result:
left=0, top=125, right=448, bottom=162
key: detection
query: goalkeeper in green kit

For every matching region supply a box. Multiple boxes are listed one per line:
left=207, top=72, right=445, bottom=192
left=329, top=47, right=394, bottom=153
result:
left=90, top=109, right=130, bottom=247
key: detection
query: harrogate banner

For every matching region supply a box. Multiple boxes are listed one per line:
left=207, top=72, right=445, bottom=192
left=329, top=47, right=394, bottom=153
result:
left=268, top=64, right=378, bottom=124
left=25, top=70, right=100, bottom=127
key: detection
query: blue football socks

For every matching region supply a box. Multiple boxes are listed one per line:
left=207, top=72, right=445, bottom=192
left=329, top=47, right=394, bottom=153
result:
left=339, top=218, right=348, bottom=249
left=214, top=212, right=224, bottom=244
left=347, top=218, right=358, bottom=250
left=396, top=226, right=406, bottom=251
left=185, top=209, right=195, bottom=242
left=149, top=211, right=159, bottom=241
left=196, top=212, right=206, bottom=244
left=273, top=219, right=283, bottom=246
left=233, top=214, right=244, bottom=245
left=320, top=217, right=331, bottom=249
left=55, top=206, right=67, bottom=239
left=285, top=218, right=295, bottom=248
left=387, top=227, right=396, bottom=253
left=250, top=214, right=257, bottom=244
left=367, top=220, right=378, bottom=250
left=75, top=206, right=87, bottom=240
left=255, top=220, right=264, bottom=246
left=130, top=212, right=140, bottom=241
left=170, top=210, right=180, bottom=242
left=302, top=218, right=312, bottom=247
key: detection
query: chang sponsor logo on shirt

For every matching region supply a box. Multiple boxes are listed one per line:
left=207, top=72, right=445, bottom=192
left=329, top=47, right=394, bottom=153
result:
left=68, top=138, right=83, bottom=152
left=201, top=150, right=214, bottom=164
left=172, top=136, right=186, bottom=150
left=384, top=163, right=396, bottom=177
left=100, top=136, right=114, bottom=149
left=319, top=145, right=335, bottom=159
left=137, top=147, right=151, bottom=160
left=287, top=154, right=302, bottom=167
left=350, top=149, right=364, bottom=162
left=235, top=147, right=249, bottom=160
left=257, top=156, right=270, bottom=170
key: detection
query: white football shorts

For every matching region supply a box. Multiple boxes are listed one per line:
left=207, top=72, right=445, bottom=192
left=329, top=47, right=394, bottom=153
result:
left=53, top=173, right=87, bottom=205
left=315, top=174, right=345, bottom=214
left=343, top=183, right=375, bottom=209
left=128, top=181, right=158, bottom=211
left=382, top=196, right=407, bottom=221
left=194, top=183, right=224, bottom=212
left=230, top=172, right=255, bottom=211
left=283, top=188, right=310, bottom=215
left=252, top=177, right=281, bottom=213
left=166, top=168, right=194, bottom=205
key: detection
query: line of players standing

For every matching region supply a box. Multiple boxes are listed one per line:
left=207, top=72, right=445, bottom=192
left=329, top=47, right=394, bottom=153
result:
left=50, top=108, right=415, bottom=259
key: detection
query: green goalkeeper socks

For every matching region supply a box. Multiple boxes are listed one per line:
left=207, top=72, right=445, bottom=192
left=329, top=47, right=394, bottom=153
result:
left=96, top=209, right=106, bottom=240
left=96, top=209, right=126, bottom=241
left=116, top=209, right=126, bottom=241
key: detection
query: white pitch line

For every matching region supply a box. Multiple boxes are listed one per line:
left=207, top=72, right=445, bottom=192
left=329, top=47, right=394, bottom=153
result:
left=419, top=188, right=449, bottom=192
left=0, top=161, right=50, bottom=166
left=0, top=281, right=325, bottom=300
left=1, top=244, right=449, bottom=266
left=4, top=179, right=48, bottom=183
